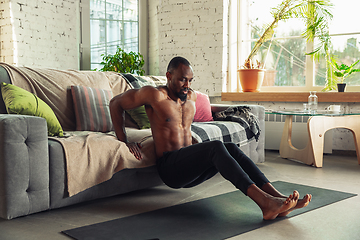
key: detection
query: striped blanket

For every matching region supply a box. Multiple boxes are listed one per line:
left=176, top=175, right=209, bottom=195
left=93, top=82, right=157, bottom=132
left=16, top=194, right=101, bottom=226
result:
left=191, top=106, right=260, bottom=146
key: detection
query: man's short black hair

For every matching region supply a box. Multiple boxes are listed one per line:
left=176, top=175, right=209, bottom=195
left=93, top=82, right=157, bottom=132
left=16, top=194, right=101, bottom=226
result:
left=167, top=56, right=191, bottom=73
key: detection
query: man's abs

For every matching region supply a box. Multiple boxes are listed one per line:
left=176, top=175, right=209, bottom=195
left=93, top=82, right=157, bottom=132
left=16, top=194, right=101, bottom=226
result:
left=143, top=86, right=196, bottom=158
left=151, top=126, right=193, bottom=158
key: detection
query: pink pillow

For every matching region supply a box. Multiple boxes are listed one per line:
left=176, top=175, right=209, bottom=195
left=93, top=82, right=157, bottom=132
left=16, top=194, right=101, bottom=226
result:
left=194, top=91, right=214, bottom=122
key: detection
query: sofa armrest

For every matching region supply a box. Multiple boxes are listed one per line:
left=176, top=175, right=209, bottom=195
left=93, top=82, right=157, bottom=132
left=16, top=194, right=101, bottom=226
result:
left=0, top=114, right=49, bottom=219
left=210, top=104, right=265, bottom=163
left=210, top=104, right=230, bottom=113
left=211, top=103, right=265, bottom=115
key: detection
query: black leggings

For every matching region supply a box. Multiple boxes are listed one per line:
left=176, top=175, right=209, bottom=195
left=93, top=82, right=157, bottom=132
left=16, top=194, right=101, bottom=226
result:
left=156, top=140, right=269, bottom=195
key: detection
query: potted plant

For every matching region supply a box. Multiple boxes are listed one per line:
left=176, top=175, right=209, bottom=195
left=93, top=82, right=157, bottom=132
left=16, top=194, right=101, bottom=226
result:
left=329, top=57, right=360, bottom=92
left=98, top=47, right=145, bottom=75
left=239, top=0, right=333, bottom=92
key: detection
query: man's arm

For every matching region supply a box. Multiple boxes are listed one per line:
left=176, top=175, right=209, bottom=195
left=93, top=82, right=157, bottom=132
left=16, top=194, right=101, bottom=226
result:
left=109, top=86, right=155, bottom=160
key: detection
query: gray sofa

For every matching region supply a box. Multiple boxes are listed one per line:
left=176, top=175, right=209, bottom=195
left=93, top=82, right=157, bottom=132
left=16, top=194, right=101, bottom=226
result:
left=0, top=65, right=265, bottom=219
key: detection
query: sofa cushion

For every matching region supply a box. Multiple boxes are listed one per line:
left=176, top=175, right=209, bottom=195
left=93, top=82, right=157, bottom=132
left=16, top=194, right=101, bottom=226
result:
left=126, top=106, right=151, bottom=129
left=122, top=74, right=167, bottom=88
left=0, top=82, right=64, bottom=137
left=71, top=85, right=113, bottom=132
left=122, top=74, right=156, bottom=88
left=194, top=91, right=214, bottom=122
left=0, top=66, right=12, bottom=114
left=121, top=74, right=167, bottom=129
left=52, top=129, right=157, bottom=196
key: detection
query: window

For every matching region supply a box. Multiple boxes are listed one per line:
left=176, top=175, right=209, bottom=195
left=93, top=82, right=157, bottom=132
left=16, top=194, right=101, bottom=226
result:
left=80, top=0, right=139, bottom=70
left=227, top=0, right=360, bottom=92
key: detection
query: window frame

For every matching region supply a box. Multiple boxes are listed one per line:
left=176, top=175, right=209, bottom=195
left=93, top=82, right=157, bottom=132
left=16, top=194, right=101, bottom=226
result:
left=79, top=0, right=146, bottom=72
left=226, top=0, right=360, bottom=93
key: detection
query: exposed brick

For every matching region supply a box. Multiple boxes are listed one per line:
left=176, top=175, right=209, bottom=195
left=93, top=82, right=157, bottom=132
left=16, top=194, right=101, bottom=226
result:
left=1, top=0, right=224, bottom=95
left=149, top=0, right=223, bottom=96
left=0, top=0, right=78, bottom=69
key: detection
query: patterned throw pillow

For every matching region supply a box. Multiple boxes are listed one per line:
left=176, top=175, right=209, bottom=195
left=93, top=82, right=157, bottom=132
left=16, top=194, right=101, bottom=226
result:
left=122, top=74, right=156, bottom=88
left=148, top=76, right=167, bottom=87
left=71, top=86, right=113, bottom=132
left=122, top=74, right=167, bottom=88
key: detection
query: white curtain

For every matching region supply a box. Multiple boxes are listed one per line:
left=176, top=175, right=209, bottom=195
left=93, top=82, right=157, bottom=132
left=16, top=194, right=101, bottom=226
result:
left=223, top=0, right=251, bottom=92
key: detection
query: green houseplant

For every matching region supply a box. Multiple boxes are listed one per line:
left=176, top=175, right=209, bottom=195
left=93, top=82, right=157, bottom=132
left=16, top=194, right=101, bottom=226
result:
left=99, top=47, right=145, bottom=75
left=239, top=0, right=333, bottom=92
left=329, top=57, right=360, bottom=92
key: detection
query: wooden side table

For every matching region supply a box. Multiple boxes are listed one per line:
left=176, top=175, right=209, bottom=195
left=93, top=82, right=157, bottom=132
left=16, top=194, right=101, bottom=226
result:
left=267, top=111, right=360, bottom=167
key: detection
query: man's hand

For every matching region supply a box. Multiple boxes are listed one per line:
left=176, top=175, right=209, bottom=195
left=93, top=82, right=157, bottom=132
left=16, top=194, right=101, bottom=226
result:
left=126, top=142, right=143, bottom=160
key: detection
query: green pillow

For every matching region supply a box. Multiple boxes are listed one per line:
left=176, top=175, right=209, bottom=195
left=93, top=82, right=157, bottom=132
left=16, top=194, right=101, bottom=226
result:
left=126, top=105, right=151, bottom=129
left=1, top=82, right=64, bottom=137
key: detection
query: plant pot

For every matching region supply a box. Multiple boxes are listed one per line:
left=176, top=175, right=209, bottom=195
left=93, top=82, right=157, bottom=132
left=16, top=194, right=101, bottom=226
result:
left=238, top=69, right=266, bottom=92
left=337, top=83, right=346, bottom=92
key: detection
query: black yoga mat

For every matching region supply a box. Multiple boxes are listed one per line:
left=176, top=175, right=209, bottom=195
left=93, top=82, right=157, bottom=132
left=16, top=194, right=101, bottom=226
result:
left=63, top=181, right=357, bottom=240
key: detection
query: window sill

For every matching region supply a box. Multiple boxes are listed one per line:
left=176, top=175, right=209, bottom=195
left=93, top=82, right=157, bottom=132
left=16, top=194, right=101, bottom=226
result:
left=221, top=92, right=360, bottom=103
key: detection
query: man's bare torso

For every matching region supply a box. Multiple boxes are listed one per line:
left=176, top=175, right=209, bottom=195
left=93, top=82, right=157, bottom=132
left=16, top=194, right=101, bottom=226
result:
left=145, top=86, right=196, bottom=158
left=109, top=60, right=195, bottom=160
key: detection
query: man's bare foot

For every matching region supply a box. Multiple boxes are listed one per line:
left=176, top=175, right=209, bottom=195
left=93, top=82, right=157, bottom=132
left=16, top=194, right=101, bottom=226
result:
left=261, top=191, right=299, bottom=220
left=260, top=182, right=312, bottom=217
left=247, top=184, right=299, bottom=220
left=277, top=194, right=312, bottom=217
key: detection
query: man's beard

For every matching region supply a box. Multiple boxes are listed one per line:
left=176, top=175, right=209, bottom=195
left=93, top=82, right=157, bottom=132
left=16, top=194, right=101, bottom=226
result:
left=177, top=92, right=187, bottom=101
left=177, top=88, right=188, bottom=101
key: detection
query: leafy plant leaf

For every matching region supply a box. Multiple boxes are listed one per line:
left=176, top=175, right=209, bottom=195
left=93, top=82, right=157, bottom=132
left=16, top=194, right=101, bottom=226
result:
left=97, top=47, right=145, bottom=75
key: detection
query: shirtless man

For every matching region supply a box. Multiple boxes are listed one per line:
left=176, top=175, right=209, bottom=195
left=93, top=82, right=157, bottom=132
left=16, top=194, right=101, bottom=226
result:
left=110, top=56, right=311, bottom=220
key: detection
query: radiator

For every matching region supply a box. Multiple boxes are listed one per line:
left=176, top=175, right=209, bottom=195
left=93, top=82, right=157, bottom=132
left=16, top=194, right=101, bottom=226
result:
left=265, top=113, right=333, bottom=154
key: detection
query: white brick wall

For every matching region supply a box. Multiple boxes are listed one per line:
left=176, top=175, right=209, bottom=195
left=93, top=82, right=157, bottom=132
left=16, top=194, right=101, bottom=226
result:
left=148, top=0, right=160, bottom=75
left=0, top=0, right=79, bottom=69
left=1, top=0, right=224, bottom=92
left=148, top=0, right=224, bottom=96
